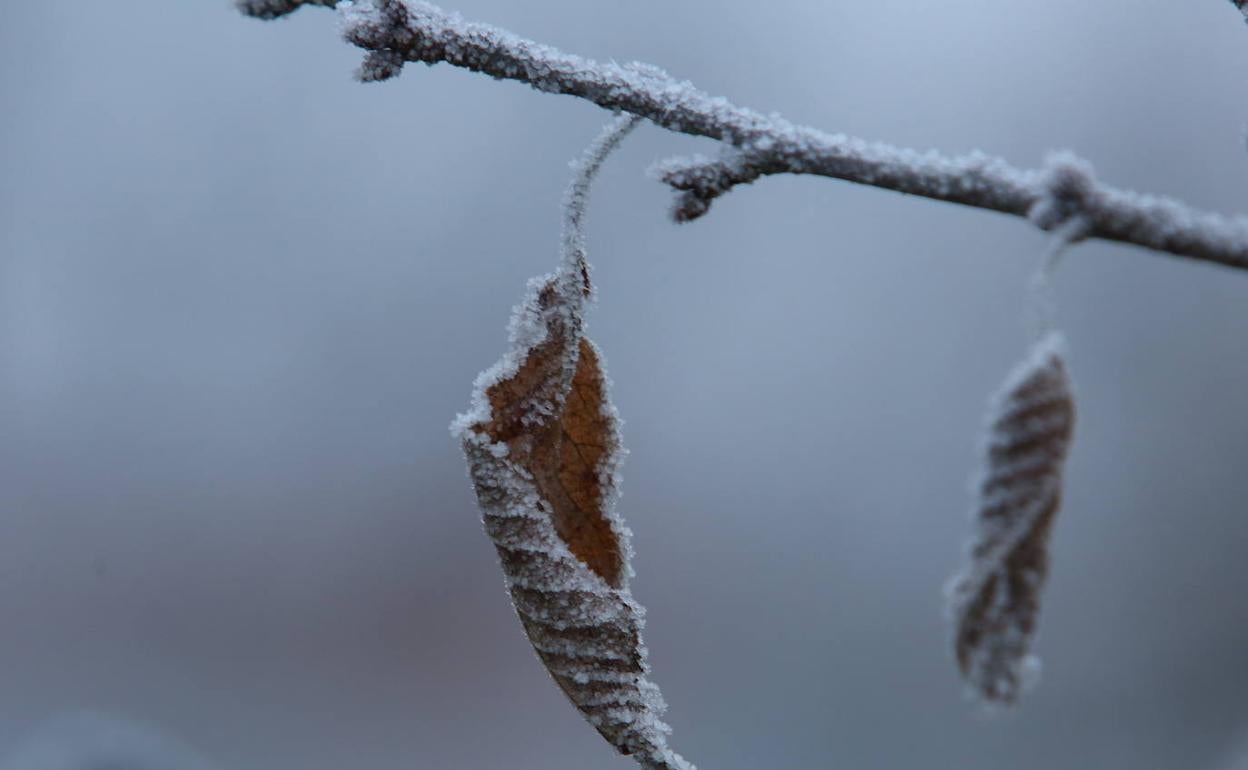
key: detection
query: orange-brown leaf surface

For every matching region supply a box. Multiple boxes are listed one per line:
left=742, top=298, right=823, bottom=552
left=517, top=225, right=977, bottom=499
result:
left=452, top=116, right=692, bottom=770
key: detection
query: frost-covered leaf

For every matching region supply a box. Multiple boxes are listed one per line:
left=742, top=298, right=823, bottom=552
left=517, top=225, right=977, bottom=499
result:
left=947, top=332, right=1075, bottom=706
left=451, top=116, right=692, bottom=770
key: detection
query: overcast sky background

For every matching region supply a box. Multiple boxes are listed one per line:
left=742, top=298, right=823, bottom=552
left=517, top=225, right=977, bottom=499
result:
left=3, top=2, right=1248, bottom=769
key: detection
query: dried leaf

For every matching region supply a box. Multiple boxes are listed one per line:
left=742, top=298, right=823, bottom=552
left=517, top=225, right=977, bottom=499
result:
left=451, top=116, right=693, bottom=770
left=947, top=331, right=1075, bottom=705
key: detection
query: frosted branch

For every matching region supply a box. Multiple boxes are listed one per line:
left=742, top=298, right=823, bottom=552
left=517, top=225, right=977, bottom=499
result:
left=242, top=0, right=1248, bottom=272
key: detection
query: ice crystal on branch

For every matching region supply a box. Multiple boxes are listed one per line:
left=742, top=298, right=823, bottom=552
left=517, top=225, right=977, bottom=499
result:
left=451, top=115, right=692, bottom=770
left=948, top=332, right=1076, bottom=706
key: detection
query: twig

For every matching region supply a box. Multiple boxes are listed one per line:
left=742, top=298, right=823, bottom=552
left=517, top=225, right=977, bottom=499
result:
left=239, top=0, right=1248, bottom=272
left=236, top=0, right=335, bottom=20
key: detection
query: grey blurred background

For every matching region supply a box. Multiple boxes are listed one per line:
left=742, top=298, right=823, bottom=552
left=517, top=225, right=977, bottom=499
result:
left=3, top=2, right=1248, bottom=769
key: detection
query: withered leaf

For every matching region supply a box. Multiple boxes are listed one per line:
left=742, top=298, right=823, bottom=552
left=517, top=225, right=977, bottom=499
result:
left=452, top=116, right=692, bottom=770
left=947, top=331, right=1076, bottom=705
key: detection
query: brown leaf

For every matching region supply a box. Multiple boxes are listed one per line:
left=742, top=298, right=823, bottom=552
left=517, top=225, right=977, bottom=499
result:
left=947, top=331, right=1075, bottom=705
left=452, top=116, right=692, bottom=770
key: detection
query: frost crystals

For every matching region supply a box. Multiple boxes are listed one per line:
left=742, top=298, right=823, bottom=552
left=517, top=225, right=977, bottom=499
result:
left=947, top=332, right=1075, bottom=706
left=451, top=115, right=693, bottom=770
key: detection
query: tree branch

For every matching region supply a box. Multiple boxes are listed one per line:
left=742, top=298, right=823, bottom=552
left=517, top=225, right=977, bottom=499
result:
left=239, top=0, right=1248, bottom=272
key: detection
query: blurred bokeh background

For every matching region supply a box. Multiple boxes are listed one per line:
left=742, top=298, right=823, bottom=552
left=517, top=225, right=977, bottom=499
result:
left=3, top=1, right=1248, bottom=769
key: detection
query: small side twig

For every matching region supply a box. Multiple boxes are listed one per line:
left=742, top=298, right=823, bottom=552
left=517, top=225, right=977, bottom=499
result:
left=236, top=0, right=335, bottom=20
left=650, top=150, right=771, bottom=223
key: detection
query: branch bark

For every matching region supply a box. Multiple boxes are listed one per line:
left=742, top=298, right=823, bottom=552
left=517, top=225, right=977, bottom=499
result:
left=239, top=0, right=1248, bottom=272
